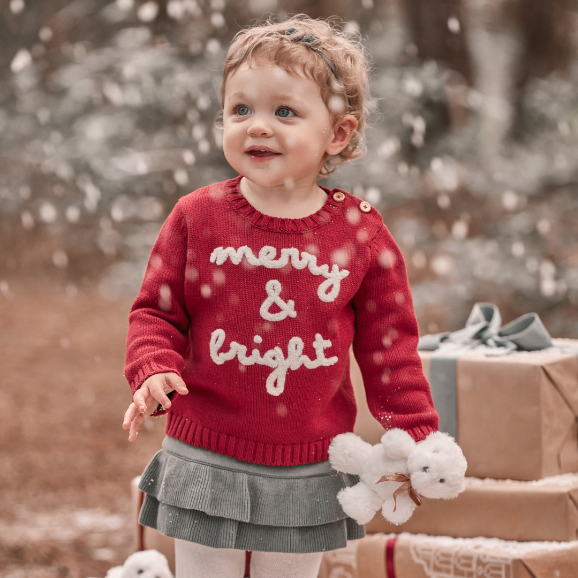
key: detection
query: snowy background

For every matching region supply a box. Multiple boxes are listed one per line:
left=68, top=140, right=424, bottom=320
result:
left=1, top=0, right=578, bottom=576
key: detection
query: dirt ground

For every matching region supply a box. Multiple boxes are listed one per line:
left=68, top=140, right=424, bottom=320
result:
left=0, top=275, right=167, bottom=578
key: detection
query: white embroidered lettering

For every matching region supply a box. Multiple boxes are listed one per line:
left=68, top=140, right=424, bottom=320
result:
left=209, top=245, right=349, bottom=303
left=260, top=280, right=296, bottom=321
left=210, top=246, right=261, bottom=266
left=259, top=246, right=284, bottom=268
left=209, top=329, right=338, bottom=396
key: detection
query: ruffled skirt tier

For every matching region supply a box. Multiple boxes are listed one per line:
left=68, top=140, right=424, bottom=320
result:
left=138, top=436, right=365, bottom=553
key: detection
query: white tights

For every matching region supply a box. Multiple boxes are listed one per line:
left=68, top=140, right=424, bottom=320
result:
left=175, top=539, right=323, bottom=578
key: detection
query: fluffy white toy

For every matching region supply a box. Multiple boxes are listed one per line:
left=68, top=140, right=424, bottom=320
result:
left=329, top=429, right=467, bottom=526
left=100, top=550, right=173, bottom=578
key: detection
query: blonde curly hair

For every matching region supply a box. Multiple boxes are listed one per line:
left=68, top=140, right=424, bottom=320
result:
left=221, top=15, right=370, bottom=177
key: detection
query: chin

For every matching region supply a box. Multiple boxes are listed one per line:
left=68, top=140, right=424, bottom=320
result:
left=242, top=172, right=289, bottom=188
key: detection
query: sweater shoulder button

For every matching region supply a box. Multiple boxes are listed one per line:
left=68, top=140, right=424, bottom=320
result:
left=359, top=201, right=371, bottom=213
left=332, top=192, right=345, bottom=202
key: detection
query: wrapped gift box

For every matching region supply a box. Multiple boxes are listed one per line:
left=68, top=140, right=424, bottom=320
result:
left=132, top=478, right=578, bottom=577
left=365, top=473, right=578, bottom=542
left=319, top=533, right=578, bottom=578
left=351, top=341, right=578, bottom=481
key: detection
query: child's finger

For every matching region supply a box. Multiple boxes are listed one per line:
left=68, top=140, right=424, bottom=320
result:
left=166, top=373, right=188, bottom=395
left=132, top=387, right=151, bottom=414
left=149, top=378, right=174, bottom=409
left=122, top=403, right=139, bottom=429
left=128, top=412, right=145, bottom=442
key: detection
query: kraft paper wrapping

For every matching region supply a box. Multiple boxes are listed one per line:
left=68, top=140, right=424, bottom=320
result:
left=319, top=533, right=578, bottom=578
left=133, top=477, right=578, bottom=577
left=350, top=344, right=578, bottom=481
left=365, top=474, right=578, bottom=542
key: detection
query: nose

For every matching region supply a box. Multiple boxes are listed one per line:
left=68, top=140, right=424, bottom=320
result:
left=247, top=114, right=273, bottom=138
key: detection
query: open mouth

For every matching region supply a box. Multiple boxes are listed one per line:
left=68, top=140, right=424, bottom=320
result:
left=245, top=147, right=281, bottom=161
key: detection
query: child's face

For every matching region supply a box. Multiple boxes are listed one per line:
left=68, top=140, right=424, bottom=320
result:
left=222, top=63, right=343, bottom=189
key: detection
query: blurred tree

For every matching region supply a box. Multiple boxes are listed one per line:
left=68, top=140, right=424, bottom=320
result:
left=462, top=0, right=524, bottom=154
left=1, top=0, right=577, bottom=336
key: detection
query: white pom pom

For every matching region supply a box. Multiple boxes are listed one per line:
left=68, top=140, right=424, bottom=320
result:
left=120, top=550, right=173, bottom=578
left=329, top=432, right=372, bottom=475
left=381, top=494, right=416, bottom=525
left=337, top=483, right=383, bottom=525
left=380, top=428, right=415, bottom=460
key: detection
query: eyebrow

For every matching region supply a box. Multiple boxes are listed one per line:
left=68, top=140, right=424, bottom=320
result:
left=227, top=91, right=307, bottom=107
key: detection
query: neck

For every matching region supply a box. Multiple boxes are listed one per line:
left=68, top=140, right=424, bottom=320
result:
left=239, top=177, right=328, bottom=219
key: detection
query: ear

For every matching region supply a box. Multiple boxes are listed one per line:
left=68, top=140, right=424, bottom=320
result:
left=326, top=115, right=358, bottom=156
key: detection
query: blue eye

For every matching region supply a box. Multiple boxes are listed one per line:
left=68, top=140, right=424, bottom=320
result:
left=236, top=106, right=251, bottom=116
left=276, top=107, right=295, bottom=118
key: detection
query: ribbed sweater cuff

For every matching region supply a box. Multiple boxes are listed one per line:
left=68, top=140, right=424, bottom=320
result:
left=407, top=424, right=438, bottom=442
left=129, top=361, right=183, bottom=395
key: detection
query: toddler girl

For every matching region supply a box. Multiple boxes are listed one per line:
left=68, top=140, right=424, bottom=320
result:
left=123, top=15, right=439, bottom=578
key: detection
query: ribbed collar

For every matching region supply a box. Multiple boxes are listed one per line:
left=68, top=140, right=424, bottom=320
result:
left=223, top=175, right=343, bottom=233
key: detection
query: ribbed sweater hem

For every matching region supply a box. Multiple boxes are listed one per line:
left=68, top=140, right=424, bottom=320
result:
left=166, top=412, right=331, bottom=466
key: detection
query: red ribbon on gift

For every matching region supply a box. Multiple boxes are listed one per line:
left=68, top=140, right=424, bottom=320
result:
left=244, top=551, right=252, bottom=577
left=377, top=473, right=423, bottom=511
left=137, top=489, right=146, bottom=551
left=385, top=538, right=397, bottom=578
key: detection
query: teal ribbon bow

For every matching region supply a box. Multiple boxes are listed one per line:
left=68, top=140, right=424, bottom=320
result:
left=417, top=303, right=554, bottom=438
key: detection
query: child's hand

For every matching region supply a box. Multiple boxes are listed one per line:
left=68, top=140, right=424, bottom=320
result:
left=122, top=372, right=188, bottom=442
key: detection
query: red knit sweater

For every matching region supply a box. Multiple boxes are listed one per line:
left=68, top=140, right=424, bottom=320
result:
left=125, top=176, right=438, bottom=465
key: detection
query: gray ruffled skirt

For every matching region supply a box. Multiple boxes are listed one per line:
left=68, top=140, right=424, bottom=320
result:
left=138, top=436, right=365, bottom=553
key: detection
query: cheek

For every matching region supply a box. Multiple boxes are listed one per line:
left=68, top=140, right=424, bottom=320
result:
left=316, top=124, right=336, bottom=152
left=285, top=131, right=327, bottom=156
left=284, top=135, right=298, bottom=150
left=222, top=135, right=242, bottom=171
left=222, top=127, right=240, bottom=156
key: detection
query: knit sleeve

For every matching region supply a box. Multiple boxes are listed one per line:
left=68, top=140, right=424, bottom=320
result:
left=124, top=201, right=190, bottom=395
left=351, top=224, right=439, bottom=441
